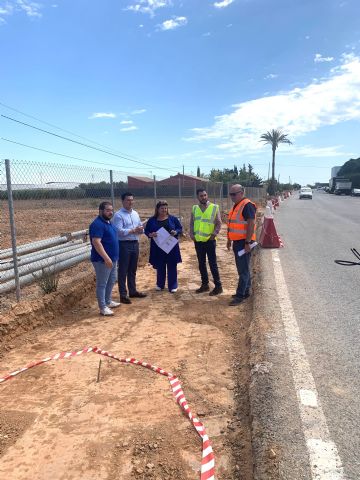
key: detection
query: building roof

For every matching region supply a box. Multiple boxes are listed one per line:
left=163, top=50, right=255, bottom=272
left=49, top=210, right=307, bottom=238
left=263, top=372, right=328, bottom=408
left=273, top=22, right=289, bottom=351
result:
left=161, top=173, right=209, bottom=182
left=127, top=176, right=153, bottom=182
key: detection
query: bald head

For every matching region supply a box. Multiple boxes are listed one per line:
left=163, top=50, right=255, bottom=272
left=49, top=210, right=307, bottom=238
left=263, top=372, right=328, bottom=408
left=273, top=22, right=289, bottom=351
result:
left=229, top=184, right=245, bottom=204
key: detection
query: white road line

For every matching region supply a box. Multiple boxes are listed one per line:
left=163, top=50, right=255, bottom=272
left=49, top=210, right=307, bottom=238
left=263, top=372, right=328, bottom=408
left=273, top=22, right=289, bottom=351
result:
left=272, top=250, right=345, bottom=480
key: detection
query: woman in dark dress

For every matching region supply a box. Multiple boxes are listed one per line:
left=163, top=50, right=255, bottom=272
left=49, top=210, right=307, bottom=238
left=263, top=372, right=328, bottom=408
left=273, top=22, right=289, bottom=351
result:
left=144, top=201, right=182, bottom=292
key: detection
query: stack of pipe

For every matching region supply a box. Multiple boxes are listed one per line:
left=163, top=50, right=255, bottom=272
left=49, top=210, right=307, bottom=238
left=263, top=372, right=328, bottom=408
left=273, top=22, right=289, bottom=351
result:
left=0, top=230, right=91, bottom=294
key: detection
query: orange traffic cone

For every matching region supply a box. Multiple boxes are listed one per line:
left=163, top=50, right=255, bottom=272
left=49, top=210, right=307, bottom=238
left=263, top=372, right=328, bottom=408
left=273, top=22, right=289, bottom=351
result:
left=259, top=217, right=282, bottom=248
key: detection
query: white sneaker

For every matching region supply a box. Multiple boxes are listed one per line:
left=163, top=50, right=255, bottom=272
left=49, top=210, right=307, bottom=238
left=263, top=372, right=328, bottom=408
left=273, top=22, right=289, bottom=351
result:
left=170, top=288, right=178, bottom=293
left=155, top=286, right=163, bottom=291
left=107, top=301, right=121, bottom=308
left=100, top=306, right=114, bottom=316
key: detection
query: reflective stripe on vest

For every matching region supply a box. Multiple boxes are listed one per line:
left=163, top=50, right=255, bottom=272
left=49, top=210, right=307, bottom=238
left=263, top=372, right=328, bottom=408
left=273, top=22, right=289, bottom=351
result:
left=192, top=203, right=218, bottom=242
left=227, top=198, right=256, bottom=241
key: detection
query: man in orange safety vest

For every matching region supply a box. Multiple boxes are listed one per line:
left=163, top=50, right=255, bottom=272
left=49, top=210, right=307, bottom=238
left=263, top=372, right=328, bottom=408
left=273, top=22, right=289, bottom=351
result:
left=227, top=184, right=256, bottom=306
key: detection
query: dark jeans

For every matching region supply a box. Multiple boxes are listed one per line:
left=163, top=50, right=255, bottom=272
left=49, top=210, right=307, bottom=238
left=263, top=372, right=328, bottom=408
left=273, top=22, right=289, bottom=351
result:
left=233, top=240, right=251, bottom=298
left=156, top=262, right=178, bottom=291
left=194, top=240, right=221, bottom=287
left=118, top=241, right=139, bottom=297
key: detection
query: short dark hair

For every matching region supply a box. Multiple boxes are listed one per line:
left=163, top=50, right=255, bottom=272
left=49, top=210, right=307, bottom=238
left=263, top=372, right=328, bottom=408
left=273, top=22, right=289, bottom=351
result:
left=99, top=201, right=112, bottom=212
left=121, top=192, right=134, bottom=201
left=197, top=188, right=207, bottom=195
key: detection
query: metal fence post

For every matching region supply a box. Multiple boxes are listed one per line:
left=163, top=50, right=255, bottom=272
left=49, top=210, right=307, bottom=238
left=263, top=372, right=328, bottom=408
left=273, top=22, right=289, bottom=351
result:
left=5, top=159, right=21, bottom=301
left=227, top=182, right=230, bottom=211
left=110, top=170, right=115, bottom=208
left=220, top=182, right=223, bottom=211
left=178, top=176, right=182, bottom=219
left=153, top=175, right=157, bottom=206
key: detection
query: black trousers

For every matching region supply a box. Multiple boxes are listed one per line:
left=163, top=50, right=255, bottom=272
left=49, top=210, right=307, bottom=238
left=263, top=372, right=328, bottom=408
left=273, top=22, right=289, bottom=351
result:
left=194, top=240, right=221, bottom=287
left=118, top=241, right=139, bottom=297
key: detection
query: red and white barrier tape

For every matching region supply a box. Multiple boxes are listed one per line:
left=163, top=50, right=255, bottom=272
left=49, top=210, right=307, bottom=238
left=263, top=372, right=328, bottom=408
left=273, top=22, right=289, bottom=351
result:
left=0, top=346, right=215, bottom=480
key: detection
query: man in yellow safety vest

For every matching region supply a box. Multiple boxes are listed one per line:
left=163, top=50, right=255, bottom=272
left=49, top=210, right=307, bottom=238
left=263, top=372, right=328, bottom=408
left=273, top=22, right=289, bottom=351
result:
left=190, top=188, right=223, bottom=296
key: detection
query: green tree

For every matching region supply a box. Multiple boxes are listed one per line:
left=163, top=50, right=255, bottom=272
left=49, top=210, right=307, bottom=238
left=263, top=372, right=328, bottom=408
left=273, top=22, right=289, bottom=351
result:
left=260, top=129, right=292, bottom=194
left=197, top=166, right=201, bottom=177
left=338, top=157, right=360, bottom=188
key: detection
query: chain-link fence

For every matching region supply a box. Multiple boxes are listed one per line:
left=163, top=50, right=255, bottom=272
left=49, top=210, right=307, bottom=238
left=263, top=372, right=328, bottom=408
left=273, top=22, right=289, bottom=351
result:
left=0, top=158, right=266, bottom=304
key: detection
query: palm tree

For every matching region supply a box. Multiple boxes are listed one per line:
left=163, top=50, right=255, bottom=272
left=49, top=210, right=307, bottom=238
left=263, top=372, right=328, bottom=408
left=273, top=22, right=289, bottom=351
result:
left=260, top=129, right=292, bottom=195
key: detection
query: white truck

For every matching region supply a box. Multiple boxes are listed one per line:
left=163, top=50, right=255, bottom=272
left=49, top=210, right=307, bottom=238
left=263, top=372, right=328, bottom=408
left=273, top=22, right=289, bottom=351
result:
left=329, top=177, right=352, bottom=195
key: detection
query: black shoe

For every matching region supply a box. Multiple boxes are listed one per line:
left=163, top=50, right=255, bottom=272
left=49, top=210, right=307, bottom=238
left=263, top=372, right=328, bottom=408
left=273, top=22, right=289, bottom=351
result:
left=120, top=296, right=132, bottom=304
left=209, top=286, right=223, bottom=296
left=195, top=285, right=210, bottom=294
left=129, top=291, right=147, bottom=298
left=229, top=296, right=245, bottom=306
left=231, top=291, right=250, bottom=299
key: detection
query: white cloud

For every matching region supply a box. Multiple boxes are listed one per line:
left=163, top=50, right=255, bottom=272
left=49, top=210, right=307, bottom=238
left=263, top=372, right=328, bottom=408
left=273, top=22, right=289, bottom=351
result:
left=89, top=112, right=117, bottom=119
left=285, top=145, right=353, bottom=158
left=185, top=54, right=360, bottom=156
left=265, top=73, right=278, bottom=79
left=124, top=0, right=171, bottom=17
left=0, top=0, right=42, bottom=23
left=120, top=120, right=134, bottom=125
left=0, top=4, right=14, bottom=15
left=314, top=53, right=334, bottom=63
left=214, top=0, right=234, bottom=8
left=159, top=15, right=187, bottom=30
left=131, top=108, right=147, bottom=114
left=16, top=0, right=42, bottom=18
left=202, top=32, right=211, bottom=37
left=120, top=125, right=138, bottom=132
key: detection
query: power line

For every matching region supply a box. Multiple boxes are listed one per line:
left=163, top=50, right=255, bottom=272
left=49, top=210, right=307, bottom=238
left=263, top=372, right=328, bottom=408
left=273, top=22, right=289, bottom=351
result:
left=0, top=101, right=175, bottom=170
left=0, top=137, right=161, bottom=174
left=1, top=114, right=178, bottom=173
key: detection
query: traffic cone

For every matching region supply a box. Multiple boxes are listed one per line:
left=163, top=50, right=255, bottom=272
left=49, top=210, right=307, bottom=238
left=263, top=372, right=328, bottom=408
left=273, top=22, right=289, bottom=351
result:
left=259, top=217, right=282, bottom=248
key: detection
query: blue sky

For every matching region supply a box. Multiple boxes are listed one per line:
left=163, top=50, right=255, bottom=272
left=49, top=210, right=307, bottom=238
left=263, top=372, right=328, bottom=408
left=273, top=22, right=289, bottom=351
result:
left=1, top=0, right=360, bottom=185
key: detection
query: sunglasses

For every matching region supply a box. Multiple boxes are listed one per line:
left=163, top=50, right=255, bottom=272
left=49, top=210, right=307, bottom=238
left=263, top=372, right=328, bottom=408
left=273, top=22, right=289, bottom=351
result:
left=230, top=191, right=242, bottom=196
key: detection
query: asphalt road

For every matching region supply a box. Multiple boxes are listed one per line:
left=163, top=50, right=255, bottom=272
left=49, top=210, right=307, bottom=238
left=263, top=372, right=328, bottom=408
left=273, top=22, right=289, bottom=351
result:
left=274, top=191, right=360, bottom=479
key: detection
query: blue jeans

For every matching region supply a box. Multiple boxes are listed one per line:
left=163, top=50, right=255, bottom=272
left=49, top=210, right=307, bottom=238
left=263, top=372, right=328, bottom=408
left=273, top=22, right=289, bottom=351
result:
left=92, top=261, right=117, bottom=310
left=233, top=240, right=251, bottom=298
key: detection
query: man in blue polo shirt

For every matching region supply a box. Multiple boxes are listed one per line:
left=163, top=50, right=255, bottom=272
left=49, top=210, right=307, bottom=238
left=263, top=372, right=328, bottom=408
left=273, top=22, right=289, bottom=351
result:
left=89, top=201, right=120, bottom=316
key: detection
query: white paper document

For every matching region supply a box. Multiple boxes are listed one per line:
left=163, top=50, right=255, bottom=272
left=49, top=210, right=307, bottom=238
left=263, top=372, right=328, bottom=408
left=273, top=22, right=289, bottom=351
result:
left=154, top=227, right=178, bottom=254
left=237, top=241, right=258, bottom=257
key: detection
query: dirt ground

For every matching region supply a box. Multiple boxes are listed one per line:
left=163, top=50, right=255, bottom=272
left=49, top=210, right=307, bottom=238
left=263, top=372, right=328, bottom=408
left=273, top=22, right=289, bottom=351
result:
left=0, top=231, right=256, bottom=480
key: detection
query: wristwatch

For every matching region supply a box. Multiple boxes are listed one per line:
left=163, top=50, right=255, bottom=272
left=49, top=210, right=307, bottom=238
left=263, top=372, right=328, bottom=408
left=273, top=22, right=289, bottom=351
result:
left=245, top=241, right=251, bottom=245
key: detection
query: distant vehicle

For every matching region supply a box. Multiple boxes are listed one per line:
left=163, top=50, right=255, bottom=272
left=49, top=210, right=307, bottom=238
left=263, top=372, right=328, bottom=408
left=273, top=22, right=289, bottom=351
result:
left=334, top=179, right=352, bottom=195
left=351, top=188, right=360, bottom=197
left=299, top=187, right=313, bottom=199
left=329, top=177, right=352, bottom=195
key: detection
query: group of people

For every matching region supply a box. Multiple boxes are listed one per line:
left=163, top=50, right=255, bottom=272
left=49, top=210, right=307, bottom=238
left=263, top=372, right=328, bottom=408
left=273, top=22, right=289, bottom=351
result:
left=89, top=184, right=256, bottom=316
